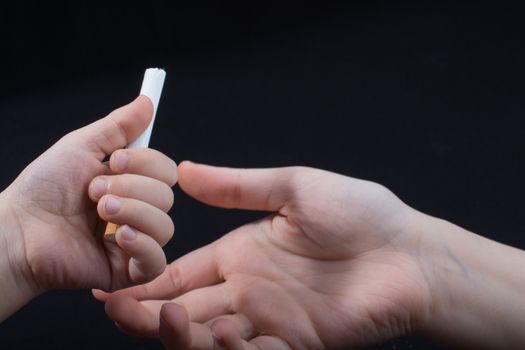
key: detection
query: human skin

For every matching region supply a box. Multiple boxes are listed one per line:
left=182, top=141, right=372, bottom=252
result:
left=99, top=162, right=525, bottom=349
left=0, top=96, right=177, bottom=322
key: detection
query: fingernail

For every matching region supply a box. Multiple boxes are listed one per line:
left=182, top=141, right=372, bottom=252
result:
left=119, top=225, right=137, bottom=241
left=113, top=151, right=130, bottom=171
left=91, top=178, right=107, bottom=199
left=105, top=196, right=121, bottom=215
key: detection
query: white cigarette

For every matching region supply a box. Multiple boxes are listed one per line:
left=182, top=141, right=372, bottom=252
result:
left=128, top=68, right=166, bottom=148
left=104, top=68, right=166, bottom=239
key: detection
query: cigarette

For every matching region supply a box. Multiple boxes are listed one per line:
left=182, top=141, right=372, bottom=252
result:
left=104, top=68, right=166, bottom=241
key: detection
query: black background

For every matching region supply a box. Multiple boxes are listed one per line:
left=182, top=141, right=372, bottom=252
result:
left=0, top=0, right=524, bottom=349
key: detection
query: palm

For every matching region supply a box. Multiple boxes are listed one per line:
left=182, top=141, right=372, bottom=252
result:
left=8, top=137, right=126, bottom=290
left=211, top=178, right=429, bottom=348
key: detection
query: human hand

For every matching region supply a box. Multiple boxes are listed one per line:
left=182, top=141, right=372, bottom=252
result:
left=0, top=96, right=177, bottom=313
left=101, top=162, right=435, bottom=349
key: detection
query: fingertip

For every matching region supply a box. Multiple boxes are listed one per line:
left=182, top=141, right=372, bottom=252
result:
left=92, top=288, right=109, bottom=302
left=105, top=293, right=131, bottom=322
left=159, top=303, right=191, bottom=348
left=110, top=95, right=153, bottom=147
left=160, top=303, right=188, bottom=326
left=97, top=195, right=122, bottom=219
left=158, top=155, right=179, bottom=187
left=177, top=160, right=204, bottom=191
left=116, top=224, right=138, bottom=243
left=109, top=149, right=131, bottom=173
left=178, top=160, right=194, bottom=168
left=211, top=318, right=236, bottom=335
left=89, top=176, right=108, bottom=202
left=133, top=95, right=154, bottom=123
left=105, top=293, right=159, bottom=338
left=211, top=318, right=241, bottom=346
left=115, top=226, right=167, bottom=284
left=178, top=160, right=199, bottom=174
left=168, top=161, right=179, bottom=187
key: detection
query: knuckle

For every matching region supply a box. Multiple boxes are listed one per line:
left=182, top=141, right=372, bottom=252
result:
left=167, top=264, right=183, bottom=292
left=157, top=256, right=167, bottom=274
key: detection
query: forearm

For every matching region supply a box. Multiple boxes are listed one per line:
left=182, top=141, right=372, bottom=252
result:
left=420, top=215, right=525, bottom=348
left=0, top=192, right=40, bottom=322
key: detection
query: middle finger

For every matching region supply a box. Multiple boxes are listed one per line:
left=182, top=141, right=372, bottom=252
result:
left=90, top=173, right=174, bottom=212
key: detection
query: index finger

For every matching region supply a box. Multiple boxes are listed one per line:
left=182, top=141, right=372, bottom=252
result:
left=109, top=148, right=178, bottom=187
left=178, top=161, right=301, bottom=212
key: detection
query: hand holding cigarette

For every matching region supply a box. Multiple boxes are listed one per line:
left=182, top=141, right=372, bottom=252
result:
left=105, top=68, right=167, bottom=240
left=0, top=73, right=176, bottom=322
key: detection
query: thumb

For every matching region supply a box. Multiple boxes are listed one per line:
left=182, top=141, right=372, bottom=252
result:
left=70, top=95, right=153, bottom=160
left=178, top=161, right=300, bottom=212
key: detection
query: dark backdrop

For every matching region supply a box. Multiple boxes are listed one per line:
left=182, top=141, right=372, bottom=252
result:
left=0, top=1, right=524, bottom=349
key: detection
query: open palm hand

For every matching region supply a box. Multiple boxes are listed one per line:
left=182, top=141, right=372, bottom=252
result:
left=101, top=162, right=432, bottom=349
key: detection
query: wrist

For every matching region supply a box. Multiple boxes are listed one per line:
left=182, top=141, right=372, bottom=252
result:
left=394, top=210, right=445, bottom=335
left=416, top=215, right=525, bottom=347
left=0, top=190, right=42, bottom=321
